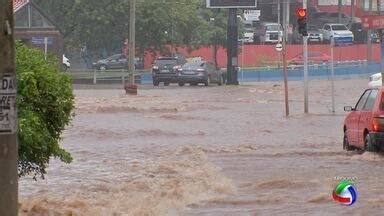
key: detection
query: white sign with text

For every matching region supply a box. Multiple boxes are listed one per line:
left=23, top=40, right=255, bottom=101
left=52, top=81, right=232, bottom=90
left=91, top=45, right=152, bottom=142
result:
left=0, top=74, right=16, bottom=134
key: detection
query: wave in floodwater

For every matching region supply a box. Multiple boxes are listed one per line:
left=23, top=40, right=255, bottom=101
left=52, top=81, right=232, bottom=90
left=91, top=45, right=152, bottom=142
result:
left=19, top=147, right=236, bottom=216
left=350, top=152, right=384, bottom=162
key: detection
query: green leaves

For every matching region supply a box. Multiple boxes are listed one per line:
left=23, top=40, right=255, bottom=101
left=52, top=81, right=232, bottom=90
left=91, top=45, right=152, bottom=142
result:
left=34, top=0, right=229, bottom=56
left=16, top=42, right=75, bottom=180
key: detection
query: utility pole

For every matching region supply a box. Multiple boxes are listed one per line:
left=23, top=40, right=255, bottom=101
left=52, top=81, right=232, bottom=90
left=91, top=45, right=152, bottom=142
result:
left=226, top=8, right=239, bottom=85
left=285, top=0, right=290, bottom=43
left=277, top=0, right=281, bottom=69
left=0, top=0, right=18, bottom=215
left=303, top=0, right=309, bottom=113
left=282, top=0, right=289, bottom=116
left=338, top=0, right=342, bottom=23
left=378, top=0, right=384, bottom=86
left=277, top=0, right=280, bottom=25
left=125, top=0, right=137, bottom=95
left=331, top=37, right=335, bottom=113
left=368, top=0, right=373, bottom=62
left=351, top=0, right=355, bottom=22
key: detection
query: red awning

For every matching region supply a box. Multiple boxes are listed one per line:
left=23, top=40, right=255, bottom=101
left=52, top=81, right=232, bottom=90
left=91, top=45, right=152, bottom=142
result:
left=13, top=0, right=29, bottom=13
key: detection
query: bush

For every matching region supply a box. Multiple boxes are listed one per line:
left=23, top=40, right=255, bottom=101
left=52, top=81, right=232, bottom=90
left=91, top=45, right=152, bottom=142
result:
left=15, top=42, right=75, bottom=179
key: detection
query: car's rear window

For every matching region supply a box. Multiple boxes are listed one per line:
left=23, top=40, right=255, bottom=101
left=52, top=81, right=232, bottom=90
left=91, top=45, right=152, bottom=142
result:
left=182, top=61, right=204, bottom=69
left=380, top=92, right=384, bottom=110
left=155, top=59, right=178, bottom=65
left=266, top=25, right=280, bottom=31
left=331, top=25, right=348, bottom=31
left=364, top=89, right=378, bottom=110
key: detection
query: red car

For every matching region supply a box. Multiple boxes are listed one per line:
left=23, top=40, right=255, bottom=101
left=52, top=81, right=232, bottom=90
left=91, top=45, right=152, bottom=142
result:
left=343, top=88, right=384, bottom=152
left=289, top=51, right=330, bottom=65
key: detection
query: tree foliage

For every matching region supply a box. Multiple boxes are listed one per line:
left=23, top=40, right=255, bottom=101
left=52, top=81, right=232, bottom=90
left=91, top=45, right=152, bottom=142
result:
left=16, top=42, right=75, bottom=179
left=33, top=0, right=229, bottom=56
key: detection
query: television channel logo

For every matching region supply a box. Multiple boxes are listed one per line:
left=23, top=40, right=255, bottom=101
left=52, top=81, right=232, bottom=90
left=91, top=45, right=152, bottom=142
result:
left=332, top=180, right=357, bottom=206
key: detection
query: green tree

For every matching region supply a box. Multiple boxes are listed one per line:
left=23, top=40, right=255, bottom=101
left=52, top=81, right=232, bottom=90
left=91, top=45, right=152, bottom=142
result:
left=16, top=42, right=75, bottom=179
left=33, top=0, right=229, bottom=58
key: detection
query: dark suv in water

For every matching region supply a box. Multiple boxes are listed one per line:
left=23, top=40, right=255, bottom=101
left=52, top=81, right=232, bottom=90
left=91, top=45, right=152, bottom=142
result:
left=152, top=57, right=185, bottom=86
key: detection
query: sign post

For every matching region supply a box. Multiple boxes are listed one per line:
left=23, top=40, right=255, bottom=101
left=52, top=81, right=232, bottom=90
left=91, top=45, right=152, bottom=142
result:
left=0, top=0, right=18, bottom=215
left=301, top=2, right=309, bottom=114
left=331, top=37, right=335, bottom=113
left=44, top=37, right=48, bottom=60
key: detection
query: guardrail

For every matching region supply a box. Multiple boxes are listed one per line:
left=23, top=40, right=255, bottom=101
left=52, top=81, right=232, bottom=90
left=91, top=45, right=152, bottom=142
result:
left=66, top=69, right=151, bottom=85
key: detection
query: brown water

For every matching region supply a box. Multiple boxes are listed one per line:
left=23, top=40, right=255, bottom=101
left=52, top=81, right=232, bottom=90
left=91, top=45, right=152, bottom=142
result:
left=19, top=79, right=384, bottom=215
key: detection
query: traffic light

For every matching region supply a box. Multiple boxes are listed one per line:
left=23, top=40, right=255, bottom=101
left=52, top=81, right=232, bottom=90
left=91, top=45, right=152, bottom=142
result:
left=296, top=8, right=308, bottom=36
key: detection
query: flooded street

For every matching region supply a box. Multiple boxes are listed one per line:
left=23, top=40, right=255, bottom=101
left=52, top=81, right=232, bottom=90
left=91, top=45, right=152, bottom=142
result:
left=19, top=78, right=384, bottom=215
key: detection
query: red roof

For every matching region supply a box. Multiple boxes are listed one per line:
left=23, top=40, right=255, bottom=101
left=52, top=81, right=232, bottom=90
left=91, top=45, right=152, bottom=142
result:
left=13, top=0, right=29, bottom=13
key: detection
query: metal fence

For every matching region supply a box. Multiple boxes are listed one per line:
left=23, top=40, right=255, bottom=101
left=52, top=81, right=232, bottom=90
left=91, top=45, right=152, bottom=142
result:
left=66, top=69, right=149, bottom=85
left=66, top=61, right=380, bottom=85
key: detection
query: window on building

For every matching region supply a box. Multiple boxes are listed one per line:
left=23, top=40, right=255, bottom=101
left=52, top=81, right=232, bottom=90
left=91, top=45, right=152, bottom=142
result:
left=361, top=0, right=384, bottom=11
left=31, top=6, right=54, bottom=27
left=14, top=6, right=29, bottom=27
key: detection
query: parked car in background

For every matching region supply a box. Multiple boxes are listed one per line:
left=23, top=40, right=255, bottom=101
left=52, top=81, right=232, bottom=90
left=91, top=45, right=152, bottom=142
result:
left=177, top=60, right=224, bottom=86
left=371, top=31, right=381, bottom=43
left=349, top=22, right=366, bottom=43
left=289, top=51, right=330, bottom=66
left=320, top=23, right=354, bottom=44
left=293, top=25, right=323, bottom=43
left=343, top=88, right=384, bottom=152
left=62, top=54, right=70, bottom=71
left=92, top=54, right=141, bottom=70
left=254, top=22, right=282, bottom=44
left=240, top=30, right=254, bottom=44
left=152, top=56, right=185, bottom=86
left=369, top=73, right=382, bottom=87
left=135, top=57, right=144, bottom=69
left=349, top=22, right=381, bottom=44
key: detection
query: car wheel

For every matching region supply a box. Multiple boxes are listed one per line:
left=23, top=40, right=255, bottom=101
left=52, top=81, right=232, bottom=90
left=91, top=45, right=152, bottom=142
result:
left=178, top=82, right=185, bottom=86
left=343, top=131, right=354, bottom=151
left=204, top=76, right=211, bottom=86
left=218, top=75, right=224, bottom=86
left=99, top=65, right=107, bottom=70
left=164, top=82, right=170, bottom=86
left=365, top=133, right=378, bottom=152
left=153, top=80, right=159, bottom=86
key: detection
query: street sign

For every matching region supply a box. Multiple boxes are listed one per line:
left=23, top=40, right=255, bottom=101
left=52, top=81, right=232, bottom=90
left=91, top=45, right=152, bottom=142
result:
left=362, top=15, right=384, bottom=30
left=31, top=37, right=53, bottom=45
left=0, top=74, right=16, bottom=134
left=206, top=0, right=257, bottom=8
left=275, top=43, right=283, bottom=52
left=244, top=9, right=260, bottom=21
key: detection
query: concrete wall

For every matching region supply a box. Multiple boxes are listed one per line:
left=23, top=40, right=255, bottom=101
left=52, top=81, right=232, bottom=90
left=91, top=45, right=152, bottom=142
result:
left=143, top=44, right=381, bottom=69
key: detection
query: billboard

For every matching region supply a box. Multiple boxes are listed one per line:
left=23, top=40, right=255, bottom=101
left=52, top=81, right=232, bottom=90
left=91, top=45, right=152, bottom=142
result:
left=206, top=0, right=257, bottom=8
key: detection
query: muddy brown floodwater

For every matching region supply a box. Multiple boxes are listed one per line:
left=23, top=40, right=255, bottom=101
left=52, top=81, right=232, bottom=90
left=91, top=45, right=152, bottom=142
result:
left=19, top=78, right=384, bottom=215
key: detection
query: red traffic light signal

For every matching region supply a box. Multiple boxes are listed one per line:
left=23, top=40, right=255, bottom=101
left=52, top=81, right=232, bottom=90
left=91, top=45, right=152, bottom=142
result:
left=296, top=8, right=308, bottom=36
left=296, top=8, right=307, bottom=19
